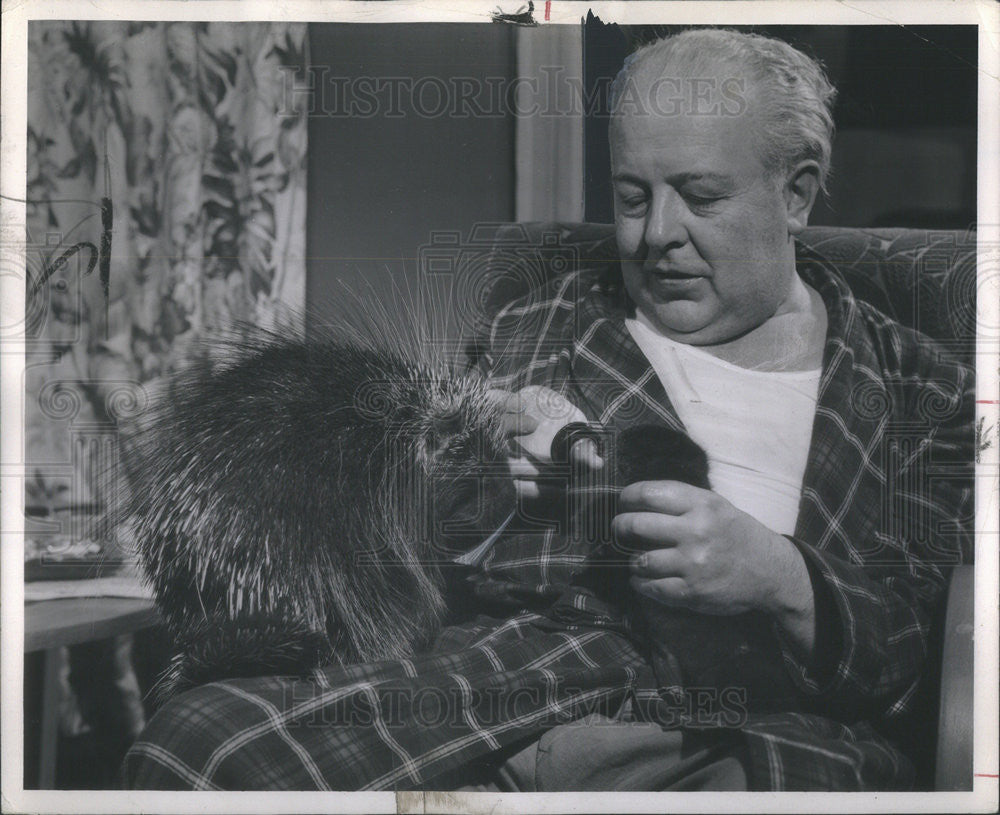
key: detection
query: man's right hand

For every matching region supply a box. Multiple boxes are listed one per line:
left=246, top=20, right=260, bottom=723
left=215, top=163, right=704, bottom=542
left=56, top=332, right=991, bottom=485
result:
left=488, top=386, right=604, bottom=512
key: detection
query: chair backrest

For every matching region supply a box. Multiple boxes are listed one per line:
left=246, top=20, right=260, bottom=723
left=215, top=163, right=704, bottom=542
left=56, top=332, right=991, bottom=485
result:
left=459, top=222, right=976, bottom=368
left=454, top=221, right=978, bottom=789
left=458, top=223, right=977, bottom=562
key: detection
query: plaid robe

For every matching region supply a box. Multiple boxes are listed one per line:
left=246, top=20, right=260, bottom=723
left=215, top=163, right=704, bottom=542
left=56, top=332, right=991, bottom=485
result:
left=123, top=245, right=974, bottom=791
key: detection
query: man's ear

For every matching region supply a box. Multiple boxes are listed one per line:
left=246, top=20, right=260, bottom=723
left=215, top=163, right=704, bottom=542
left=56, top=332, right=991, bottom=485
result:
left=783, top=161, right=821, bottom=235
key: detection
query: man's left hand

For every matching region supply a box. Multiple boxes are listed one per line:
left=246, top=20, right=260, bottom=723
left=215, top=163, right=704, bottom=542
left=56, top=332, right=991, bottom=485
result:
left=615, top=481, right=817, bottom=655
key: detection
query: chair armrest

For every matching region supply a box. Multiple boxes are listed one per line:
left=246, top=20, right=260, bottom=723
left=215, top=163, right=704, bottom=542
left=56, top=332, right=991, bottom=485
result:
left=935, top=563, right=974, bottom=790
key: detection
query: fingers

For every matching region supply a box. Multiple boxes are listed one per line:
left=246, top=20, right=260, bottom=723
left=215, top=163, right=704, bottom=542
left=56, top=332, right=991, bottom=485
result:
left=506, top=388, right=589, bottom=464
left=612, top=510, right=683, bottom=553
left=486, top=388, right=514, bottom=406
left=549, top=421, right=606, bottom=471
left=568, top=437, right=605, bottom=471
left=629, top=575, right=690, bottom=608
left=513, top=478, right=542, bottom=503
left=617, top=480, right=706, bottom=514
left=629, top=546, right=685, bottom=578
left=507, top=455, right=546, bottom=483
left=508, top=455, right=576, bottom=505
left=518, top=385, right=588, bottom=425
left=493, top=388, right=602, bottom=510
left=490, top=387, right=577, bottom=437
left=488, top=389, right=540, bottom=437
left=509, top=459, right=602, bottom=503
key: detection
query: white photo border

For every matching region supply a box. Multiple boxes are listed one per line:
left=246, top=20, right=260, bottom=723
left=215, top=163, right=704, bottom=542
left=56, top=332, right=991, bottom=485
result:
left=2, top=1, right=997, bottom=813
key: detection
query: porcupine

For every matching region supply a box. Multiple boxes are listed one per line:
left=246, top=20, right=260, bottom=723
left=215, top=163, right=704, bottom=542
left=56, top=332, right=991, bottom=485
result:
left=122, top=323, right=787, bottom=708
left=120, top=325, right=519, bottom=697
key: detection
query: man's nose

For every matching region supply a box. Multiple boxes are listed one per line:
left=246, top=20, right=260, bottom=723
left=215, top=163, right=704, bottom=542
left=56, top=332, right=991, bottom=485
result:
left=643, top=192, right=688, bottom=254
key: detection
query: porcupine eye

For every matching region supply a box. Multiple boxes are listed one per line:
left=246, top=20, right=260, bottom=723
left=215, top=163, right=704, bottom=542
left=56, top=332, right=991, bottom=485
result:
left=417, top=405, right=466, bottom=469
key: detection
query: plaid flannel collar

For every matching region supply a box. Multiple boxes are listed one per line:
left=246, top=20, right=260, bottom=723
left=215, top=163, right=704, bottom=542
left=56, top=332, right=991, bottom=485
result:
left=560, top=243, right=896, bottom=551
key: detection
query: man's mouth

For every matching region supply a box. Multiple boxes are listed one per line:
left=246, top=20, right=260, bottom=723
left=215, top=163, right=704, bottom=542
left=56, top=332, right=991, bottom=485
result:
left=647, top=268, right=702, bottom=282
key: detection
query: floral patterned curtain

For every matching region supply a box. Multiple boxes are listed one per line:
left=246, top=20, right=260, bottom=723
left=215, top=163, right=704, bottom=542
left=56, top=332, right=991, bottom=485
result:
left=24, top=21, right=308, bottom=528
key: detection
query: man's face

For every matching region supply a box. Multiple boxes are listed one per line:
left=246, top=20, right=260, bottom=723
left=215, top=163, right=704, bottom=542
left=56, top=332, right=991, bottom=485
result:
left=611, top=75, right=800, bottom=345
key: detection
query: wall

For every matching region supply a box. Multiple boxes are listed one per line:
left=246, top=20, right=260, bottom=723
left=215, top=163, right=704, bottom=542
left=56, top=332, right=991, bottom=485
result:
left=306, top=23, right=978, bottom=336
left=581, top=23, right=978, bottom=230
left=306, top=24, right=517, bottom=337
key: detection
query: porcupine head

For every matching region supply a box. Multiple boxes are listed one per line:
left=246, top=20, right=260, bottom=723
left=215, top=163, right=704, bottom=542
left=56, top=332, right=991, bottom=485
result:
left=119, top=326, right=516, bottom=698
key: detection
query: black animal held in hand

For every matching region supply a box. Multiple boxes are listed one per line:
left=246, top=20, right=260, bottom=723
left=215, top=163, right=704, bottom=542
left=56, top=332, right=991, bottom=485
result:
left=122, top=325, right=775, bottom=702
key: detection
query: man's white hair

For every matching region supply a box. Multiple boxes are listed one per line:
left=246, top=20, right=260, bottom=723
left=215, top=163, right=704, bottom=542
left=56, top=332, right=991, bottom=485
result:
left=610, top=28, right=838, bottom=193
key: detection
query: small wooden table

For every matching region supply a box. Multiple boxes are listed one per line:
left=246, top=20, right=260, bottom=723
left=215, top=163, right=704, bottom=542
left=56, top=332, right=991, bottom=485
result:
left=25, top=597, right=160, bottom=653
left=25, top=597, right=161, bottom=789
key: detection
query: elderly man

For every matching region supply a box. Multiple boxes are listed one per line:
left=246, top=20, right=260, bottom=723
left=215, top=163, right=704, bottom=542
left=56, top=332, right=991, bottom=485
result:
left=124, top=29, right=973, bottom=791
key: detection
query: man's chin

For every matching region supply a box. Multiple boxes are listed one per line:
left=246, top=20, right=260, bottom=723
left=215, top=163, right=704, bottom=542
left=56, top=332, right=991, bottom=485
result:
left=638, top=302, right=721, bottom=343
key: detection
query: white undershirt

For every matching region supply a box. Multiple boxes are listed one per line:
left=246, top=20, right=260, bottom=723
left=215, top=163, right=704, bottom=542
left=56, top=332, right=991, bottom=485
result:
left=626, top=311, right=821, bottom=536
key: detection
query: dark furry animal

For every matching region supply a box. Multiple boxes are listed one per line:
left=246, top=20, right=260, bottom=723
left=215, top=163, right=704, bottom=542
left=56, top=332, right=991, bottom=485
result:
left=564, top=422, right=800, bottom=712
left=121, top=329, right=516, bottom=697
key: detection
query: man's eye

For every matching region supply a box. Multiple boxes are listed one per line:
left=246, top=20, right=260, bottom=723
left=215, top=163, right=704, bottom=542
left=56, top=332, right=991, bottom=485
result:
left=683, top=193, right=723, bottom=210
left=616, top=194, right=648, bottom=215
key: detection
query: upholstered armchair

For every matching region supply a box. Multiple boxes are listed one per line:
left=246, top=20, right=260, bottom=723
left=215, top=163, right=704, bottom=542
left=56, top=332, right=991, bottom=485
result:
left=455, top=221, right=976, bottom=791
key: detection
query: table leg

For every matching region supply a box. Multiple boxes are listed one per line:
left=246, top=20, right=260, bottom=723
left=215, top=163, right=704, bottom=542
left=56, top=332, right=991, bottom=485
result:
left=38, top=646, right=63, bottom=789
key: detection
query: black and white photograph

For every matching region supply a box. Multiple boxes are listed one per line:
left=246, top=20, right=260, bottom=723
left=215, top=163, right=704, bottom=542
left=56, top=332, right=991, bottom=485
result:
left=1, top=1, right=998, bottom=812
